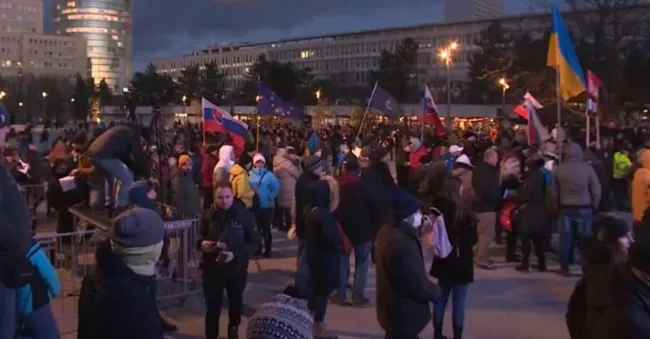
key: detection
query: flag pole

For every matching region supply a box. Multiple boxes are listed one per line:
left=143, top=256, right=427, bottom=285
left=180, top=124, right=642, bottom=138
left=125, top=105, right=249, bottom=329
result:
left=585, top=99, right=590, bottom=147
left=556, top=69, right=562, bottom=163
left=356, top=81, right=378, bottom=143
left=420, top=86, right=426, bottom=140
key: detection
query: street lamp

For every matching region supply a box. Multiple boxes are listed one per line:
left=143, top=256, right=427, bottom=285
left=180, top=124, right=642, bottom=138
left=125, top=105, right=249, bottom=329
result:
left=0, top=91, right=6, bottom=99
left=70, top=98, right=75, bottom=103
left=41, top=92, right=48, bottom=120
left=42, top=92, right=47, bottom=98
left=438, top=41, right=459, bottom=129
left=498, top=78, right=510, bottom=117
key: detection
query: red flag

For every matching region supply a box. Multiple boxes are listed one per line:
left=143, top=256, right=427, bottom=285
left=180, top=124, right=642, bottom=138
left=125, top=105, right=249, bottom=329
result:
left=422, top=86, right=445, bottom=137
left=587, top=70, right=601, bottom=100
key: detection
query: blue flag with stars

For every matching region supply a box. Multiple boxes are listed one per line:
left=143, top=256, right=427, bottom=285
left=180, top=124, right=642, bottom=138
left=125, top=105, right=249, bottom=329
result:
left=367, top=83, right=402, bottom=117
left=257, top=83, right=304, bottom=120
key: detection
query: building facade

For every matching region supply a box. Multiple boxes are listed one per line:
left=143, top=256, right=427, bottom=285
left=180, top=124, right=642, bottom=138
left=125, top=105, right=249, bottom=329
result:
left=0, top=0, right=87, bottom=79
left=444, top=0, right=504, bottom=22
left=151, top=13, right=549, bottom=98
left=52, top=0, right=133, bottom=93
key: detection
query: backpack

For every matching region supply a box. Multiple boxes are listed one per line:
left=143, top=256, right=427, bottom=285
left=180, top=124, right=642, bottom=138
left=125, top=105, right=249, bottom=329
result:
left=429, top=207, right=452, bottom=258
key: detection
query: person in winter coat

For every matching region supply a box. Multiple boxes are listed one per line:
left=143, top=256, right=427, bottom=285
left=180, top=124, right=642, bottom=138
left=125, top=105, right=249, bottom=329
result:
left=565, top=213, right=634, bottom=339
left=198, top=181, right=261, bottom=339
left=305, top=176, right=342, bottom=338
left=294, top=155, right=326, bottom=296
left=631, top=149, right=650, bottom=225
left=272, top=148, right=300, bottom=231
left=229, top=153, right=255, bottom=209
left=553, top=142, right=602, bottom=276
left=333, top=156, right=379, bottom=306
left=375, top=188, right=441, bottom=339
left=249, top=153, right=280, bottom=257
left=472, top=148, right=501, bottom=270
left=15, top=239, right=61, bottom=339
left=213, top=145, right=234, bottom=185
left=515, top=154, right=548, bottom=272
left=172, top=155, right=201, bottom=216
left=430, top=174, right=477, bottom=339
left=85, top=123, right=151, bottom=207
left=77, top=207, right=166, bottom=339
left=623, top=226, right=650, bottom=338
left=201, top=145, right=218, bottom=209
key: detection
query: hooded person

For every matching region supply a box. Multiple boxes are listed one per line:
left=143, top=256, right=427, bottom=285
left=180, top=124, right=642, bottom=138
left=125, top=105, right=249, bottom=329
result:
left=272, top=148, right=300, bottom=231
left=77, top=207, right=166, bottom=339
left=213, top=145, right=235, bottom=185
left=375, top=188, right=441, bottom=339
left=565, top=213, right=634, bottom=339
left=552, top=142, right=602, bottom=276
left=230, top=153, right=256, bottom=209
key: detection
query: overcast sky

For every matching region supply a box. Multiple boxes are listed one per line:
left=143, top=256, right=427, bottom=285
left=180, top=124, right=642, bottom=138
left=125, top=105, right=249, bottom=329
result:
left=43, top=0, right=529, bottom=72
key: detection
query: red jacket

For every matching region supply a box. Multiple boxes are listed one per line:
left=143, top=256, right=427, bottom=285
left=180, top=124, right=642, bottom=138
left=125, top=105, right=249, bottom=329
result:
left=409, top=148, right=428, bottom=170
left=200, top=153, right=217, bottom=188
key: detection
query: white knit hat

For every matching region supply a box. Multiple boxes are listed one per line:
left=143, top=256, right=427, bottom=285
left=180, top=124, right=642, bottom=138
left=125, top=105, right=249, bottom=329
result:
left=253, top=153, right=266, bottom=164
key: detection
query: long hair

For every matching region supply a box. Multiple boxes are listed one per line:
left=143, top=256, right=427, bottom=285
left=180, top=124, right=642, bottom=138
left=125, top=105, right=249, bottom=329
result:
left=441, top=177, right=473, bottom=227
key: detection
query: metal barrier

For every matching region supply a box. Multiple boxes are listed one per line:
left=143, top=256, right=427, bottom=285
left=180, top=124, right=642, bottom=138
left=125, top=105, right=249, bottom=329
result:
left=38, top=208, right=202, bottom=334
left=19, top=183, right=55, bottom=232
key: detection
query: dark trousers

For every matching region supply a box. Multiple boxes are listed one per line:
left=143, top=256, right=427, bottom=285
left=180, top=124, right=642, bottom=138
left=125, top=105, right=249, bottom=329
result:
left=202, top=272, right=246, bottom=339
left=505, top=222, right=519, bottom=260
left=202, top=187, right=214, bottom=211
left=254, top=207, right=274, bottom=252
left=273, top=206, right=291, bottom=231
left=520, top=233, right=545, bottom=268
left=612, top=178, right=628, bottom=210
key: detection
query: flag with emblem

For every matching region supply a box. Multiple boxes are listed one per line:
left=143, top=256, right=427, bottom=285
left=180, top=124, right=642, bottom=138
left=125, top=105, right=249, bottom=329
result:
left=202, top=98, right=249, bottom=154
left=257, top=83, right=304, bottom=120
left=422, top=85, right=445, bottom=137
left=367, top=82, right=402, bottom=117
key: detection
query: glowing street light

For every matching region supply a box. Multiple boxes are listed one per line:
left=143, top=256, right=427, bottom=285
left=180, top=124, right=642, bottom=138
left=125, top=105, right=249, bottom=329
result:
left=41, top=92, right=47, bottom=98
left=18, top=102, right=23, bottom=107
left=70, top=98, right=75, bottom=103
left=498, top=78, right=510, bottom=112
left=181, top=95, right=187, bottom=102
left=315, top=89, right=321, bottom=100
left=438, top=41, right=459, bottom=128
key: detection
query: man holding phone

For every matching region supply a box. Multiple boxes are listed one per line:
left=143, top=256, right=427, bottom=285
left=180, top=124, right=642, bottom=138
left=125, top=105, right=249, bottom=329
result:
left=197, top=180, right=261, bottom=339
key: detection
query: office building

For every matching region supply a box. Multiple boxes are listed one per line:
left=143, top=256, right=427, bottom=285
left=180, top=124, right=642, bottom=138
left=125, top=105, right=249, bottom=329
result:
left=52, top=0, right=133, bottom=92
left=0, top=0, right=87, bottom=79
left=444, top=0, right=504, bottom=22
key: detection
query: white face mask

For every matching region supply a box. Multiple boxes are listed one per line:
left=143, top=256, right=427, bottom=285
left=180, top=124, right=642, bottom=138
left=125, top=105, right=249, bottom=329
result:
left=411, top=211, right=423, bottom=228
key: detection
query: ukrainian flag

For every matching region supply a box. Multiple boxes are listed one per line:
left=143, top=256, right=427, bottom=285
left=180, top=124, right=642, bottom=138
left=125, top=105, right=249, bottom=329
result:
left=547, top=4, right=586, bottom=100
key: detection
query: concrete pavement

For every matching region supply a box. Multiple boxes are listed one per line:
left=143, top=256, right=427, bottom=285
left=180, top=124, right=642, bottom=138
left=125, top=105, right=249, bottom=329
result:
left=153, top=230, right=576, bottom=339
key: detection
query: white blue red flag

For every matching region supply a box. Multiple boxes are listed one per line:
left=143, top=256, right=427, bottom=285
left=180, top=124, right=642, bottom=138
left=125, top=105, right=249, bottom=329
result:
left=202, top=98, right=249, bottom=154
left=422, top=85, right=445, bottom=136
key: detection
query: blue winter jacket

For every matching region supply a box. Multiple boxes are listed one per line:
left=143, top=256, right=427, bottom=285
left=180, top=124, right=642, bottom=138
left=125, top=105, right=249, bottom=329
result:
left=248, top=168, right=280, bottom=209
left=16, top=240, right=61, bottom=315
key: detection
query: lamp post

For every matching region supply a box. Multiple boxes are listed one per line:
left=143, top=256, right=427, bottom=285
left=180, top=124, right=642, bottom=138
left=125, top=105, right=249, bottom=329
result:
left=42, top=91, right=48, bottom=121
left=255, top=95, right=262, bottom=151
left=438, top=41, right=459, bottom=129
left=315, top=89, right=322, bottom=130
left=498, top=78, right=510, bottom=118
left=181, top=95, right=188, bottom=124
left=0, top=91, right=6, bottom=100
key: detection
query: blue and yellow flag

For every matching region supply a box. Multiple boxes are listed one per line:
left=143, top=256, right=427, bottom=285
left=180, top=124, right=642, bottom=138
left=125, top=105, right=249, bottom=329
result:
left=547, top=4, right=586, bottom=100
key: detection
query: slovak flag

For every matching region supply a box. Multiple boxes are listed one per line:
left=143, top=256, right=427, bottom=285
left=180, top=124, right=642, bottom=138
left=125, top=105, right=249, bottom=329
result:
left=202, top=98, right=249, bottom=154
left=526, top=98, right=551, bottom=145
left=514, top=92, right=543, bottom=120
left=422, top=85, right=445, bottom=137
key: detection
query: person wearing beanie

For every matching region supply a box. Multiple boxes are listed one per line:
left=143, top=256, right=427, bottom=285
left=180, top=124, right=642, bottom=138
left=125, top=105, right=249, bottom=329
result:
left=249, top=153, right=280, bottom=257
left=565, top=212, right=634, bottom=339
left=294, top=155, right=326, bottom=296
left=172, top=154, right=201, bottom=216
left=375, top=188, right=441, bottom=339
left=198, top=181, right=261, bottom=339
left=246, top=286, right=314, bottom=339
left=230, top=153, right=256, bottom=209
left=77, top=207, right=166, bottom=339
left=333, top=156, right=378, bottom=306
left=85, top=123, right=152, bottom=207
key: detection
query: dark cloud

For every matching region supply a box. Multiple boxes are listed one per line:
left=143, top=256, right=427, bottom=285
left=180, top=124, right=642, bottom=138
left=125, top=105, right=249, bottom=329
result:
left=132, top=0, right=445, bottom=69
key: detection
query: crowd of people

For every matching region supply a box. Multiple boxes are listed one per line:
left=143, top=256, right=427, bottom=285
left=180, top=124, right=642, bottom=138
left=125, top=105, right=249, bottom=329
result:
left=1, top=110, right=650, bottom=339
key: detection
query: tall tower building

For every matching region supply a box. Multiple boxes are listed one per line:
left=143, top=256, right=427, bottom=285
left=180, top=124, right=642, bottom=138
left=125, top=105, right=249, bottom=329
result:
left=444, top=0, right=504, bottom=22
left=52, top=0, right=133, bottom=92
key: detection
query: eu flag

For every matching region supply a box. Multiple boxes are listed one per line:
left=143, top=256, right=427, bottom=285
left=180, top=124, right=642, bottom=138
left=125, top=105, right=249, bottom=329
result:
left=367, top=83, right=402, bottom=117
left=257, top=83, right=303, bottom=120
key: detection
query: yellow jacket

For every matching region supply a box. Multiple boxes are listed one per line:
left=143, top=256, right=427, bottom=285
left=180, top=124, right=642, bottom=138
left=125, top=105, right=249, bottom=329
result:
left=632, top=150, right=650, bottom=222
left=230, top=164, right=255, bottom=208
left=613, top=152, right=631, bottom=179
